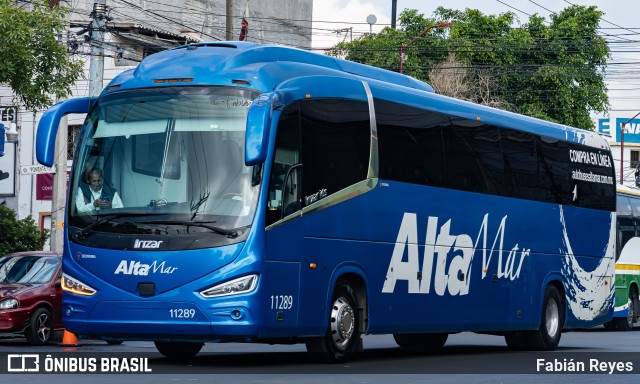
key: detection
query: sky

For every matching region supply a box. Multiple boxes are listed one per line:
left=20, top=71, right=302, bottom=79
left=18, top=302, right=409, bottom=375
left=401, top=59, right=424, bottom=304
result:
left=311, top=1, right=640, bottom=122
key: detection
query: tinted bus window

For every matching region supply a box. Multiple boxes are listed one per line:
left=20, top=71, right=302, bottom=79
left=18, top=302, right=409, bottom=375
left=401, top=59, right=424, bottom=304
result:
left=376, top=99, right=446, bottom=188
left=618, top=195, right=632, bottom=216
left=451, top=119, right=503, bottom=195
left=267, top=98, right=370, bottom=226
left=567, top=144, right=615, bottom=211
left=630, top=195, right=640, bottom=218
left=300, top=99, right=370, bottom=202
left=617, top=194, right=634, bottom=260
left=501, top=129, right=540, bottom=201
left=537, top=136, right=572, bottom=205
left=266, top=103, right=301, bottom=226
left=443, top=121, right=502, bottom=194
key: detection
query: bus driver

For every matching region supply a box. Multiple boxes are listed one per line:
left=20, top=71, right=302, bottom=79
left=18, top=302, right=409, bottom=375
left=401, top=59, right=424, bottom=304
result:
left=75, top=168, right=123, bottom=213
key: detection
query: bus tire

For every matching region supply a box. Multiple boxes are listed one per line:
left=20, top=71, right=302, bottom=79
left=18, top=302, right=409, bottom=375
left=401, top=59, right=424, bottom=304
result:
left=305, top=280, right=361, bottom=363
left=613, top=293, right=637, bottom=331
left=633, top=289, right=639, bottom=324
left=525, top=285, right=564, bottom=351
left=154, top=341, right=204, bottom=360
left=504, top=331, right=528, bottom=350
left=393, top=333, right=448, bottom=352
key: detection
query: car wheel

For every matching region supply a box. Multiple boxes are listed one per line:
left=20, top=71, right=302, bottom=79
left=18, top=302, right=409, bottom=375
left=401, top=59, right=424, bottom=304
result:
left=25, top=308, right=52, bottom=346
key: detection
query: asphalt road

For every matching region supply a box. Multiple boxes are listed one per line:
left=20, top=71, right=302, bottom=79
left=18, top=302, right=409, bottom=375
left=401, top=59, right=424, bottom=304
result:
left=1, top=327, right=640, bottom=383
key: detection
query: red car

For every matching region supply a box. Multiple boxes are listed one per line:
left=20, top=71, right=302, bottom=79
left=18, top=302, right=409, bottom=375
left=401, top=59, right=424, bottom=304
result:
left=0, top=251, right=63, bottom=345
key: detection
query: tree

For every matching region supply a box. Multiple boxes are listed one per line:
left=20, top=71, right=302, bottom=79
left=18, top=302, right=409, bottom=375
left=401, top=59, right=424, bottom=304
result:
left=428, top=54, right=512, bottom=111
left=0, top=0, right=84, bottom=111
left=0, top=204, right=49, bottom=255
left=330, top=6, right=609, bottom=130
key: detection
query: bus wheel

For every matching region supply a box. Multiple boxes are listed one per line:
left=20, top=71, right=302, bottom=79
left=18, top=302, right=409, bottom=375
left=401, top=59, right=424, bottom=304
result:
left=305, top=280, right=361, bottom=363
left=613, top=294, right=637, bottom=331
left=393, top=333, right=448, bottom=352
left=525, top=285, right=564, bottom=350
left=154, top=341, right=204, bottom=360
left=504, top=332, right=528, bottom=350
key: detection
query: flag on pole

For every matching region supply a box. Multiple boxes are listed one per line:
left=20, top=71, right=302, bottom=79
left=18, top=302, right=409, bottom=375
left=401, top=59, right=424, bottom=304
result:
left=239, top=3, right=249, bottom=41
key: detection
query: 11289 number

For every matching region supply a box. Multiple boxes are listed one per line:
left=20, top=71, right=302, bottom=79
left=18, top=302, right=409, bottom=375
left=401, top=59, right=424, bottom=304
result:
left=270, top=295, right=293, bottom=310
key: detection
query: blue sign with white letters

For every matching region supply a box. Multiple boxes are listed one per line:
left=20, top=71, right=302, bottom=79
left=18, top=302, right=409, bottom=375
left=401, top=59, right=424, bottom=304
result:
left=617, top=118, right=640, bottom=143
left=597, top=118, right=610, bottom=136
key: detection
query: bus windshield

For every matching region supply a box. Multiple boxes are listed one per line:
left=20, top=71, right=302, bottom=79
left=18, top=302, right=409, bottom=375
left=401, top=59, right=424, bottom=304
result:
left=68, top=86, right=261, bottom=241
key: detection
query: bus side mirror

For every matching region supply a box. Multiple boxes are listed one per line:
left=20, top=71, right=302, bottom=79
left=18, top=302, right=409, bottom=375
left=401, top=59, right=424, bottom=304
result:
left=245, top=93, right=277, bottom=166
left=36, top=97, right=93, bottom=167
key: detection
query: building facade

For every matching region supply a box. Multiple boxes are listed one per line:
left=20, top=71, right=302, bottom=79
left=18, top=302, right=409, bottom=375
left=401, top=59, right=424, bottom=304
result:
left=596, top=116, right=640, bottom=188
left=0, top=0, right=312, bottom=250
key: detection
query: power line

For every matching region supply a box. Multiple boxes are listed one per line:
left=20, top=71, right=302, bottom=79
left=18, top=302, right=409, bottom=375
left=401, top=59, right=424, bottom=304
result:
left=114, top=0, right=221, bottom=41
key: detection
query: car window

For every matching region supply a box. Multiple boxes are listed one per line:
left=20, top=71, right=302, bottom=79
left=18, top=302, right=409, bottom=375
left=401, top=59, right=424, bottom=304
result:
left=0, top=256, right=60, bottom=284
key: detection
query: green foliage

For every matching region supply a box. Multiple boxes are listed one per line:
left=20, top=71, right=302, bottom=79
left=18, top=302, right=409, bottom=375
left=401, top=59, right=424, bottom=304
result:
left=0, top=204, right=49, bottom=256
left=0, top=0, right=84, bottom=111
left=329, top=5, right=609, bottom=130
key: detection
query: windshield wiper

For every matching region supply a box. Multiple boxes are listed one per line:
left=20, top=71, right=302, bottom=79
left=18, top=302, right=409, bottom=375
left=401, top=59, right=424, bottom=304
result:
left=146, top=220, right=239, bottom=238
left=75, top=213, right=157, bottom=239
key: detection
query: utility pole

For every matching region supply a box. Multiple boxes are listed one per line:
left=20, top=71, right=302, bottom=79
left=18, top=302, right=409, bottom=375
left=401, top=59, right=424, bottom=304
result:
left=226, top=0, right=233, bottom=40
left=89, top=0, right=107, bottom=97
left=391, top=0, right=397, bottom=29
left=49, top=115, right=67, bottom=253
left=51, top=0, right=107, bottom=252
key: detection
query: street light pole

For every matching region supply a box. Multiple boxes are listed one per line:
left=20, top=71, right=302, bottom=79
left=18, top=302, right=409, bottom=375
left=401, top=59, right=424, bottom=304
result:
left=620, top=111, right=640, bottom=185
left=399, top=21, right=454, bottom=74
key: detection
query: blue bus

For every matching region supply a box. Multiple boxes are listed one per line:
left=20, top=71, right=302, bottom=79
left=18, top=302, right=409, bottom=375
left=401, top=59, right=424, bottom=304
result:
left=35, top=42, right=615, bottom=362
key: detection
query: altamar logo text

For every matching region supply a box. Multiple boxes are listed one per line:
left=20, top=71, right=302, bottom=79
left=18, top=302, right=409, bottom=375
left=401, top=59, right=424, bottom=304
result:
left=114, top=260, right=178, bottom=275
left=382, top=213, right=529, bottom=296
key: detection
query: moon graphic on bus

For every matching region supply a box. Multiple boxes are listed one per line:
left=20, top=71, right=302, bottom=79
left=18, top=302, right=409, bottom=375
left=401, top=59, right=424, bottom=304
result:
left=559, top=207, right=615, bottom=321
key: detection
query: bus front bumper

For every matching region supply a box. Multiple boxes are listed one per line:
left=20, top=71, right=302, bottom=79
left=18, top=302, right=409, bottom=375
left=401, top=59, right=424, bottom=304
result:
left=62, top=299, right=260, bottom=341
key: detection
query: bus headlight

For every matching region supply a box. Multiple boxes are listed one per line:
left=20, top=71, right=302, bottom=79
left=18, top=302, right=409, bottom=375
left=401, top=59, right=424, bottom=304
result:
left=0, top=298, right=18, bottom=310
left=200, top=274, right=258, bottom=298
left=62, top=273, right=97, bottom=296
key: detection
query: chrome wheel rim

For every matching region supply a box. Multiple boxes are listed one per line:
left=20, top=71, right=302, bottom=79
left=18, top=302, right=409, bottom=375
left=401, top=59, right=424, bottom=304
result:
left=545, top=299, right=559, bottom=338
left=627, top=299, right=635, bottom=328
left=330, top=296, right=355, bottom=349
left=36, top=313, right=51, bottom=342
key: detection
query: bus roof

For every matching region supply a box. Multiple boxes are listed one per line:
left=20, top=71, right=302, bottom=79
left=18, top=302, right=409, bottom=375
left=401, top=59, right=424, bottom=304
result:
left=617, top=184, right=640, bottom=197
left=104, top=42, right=608, bottom=149
left=106, top=41, right=434, bottom=94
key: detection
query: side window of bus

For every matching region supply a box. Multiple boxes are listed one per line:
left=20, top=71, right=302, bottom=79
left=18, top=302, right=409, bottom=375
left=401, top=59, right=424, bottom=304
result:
left=537, top=136, right=572, bottom=205
left=300, top=99, right=370, bottom=203
left=266, top=103, right=301, bottom=226
left=617, top=195, right=634, bottom=260
left=376, top=99, right=446, bottom=187
left=444, top=120, right=502, bottom=194
left=501, top=129, right=540, bottom=200
left=630, top=195, right=640, bottom=220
